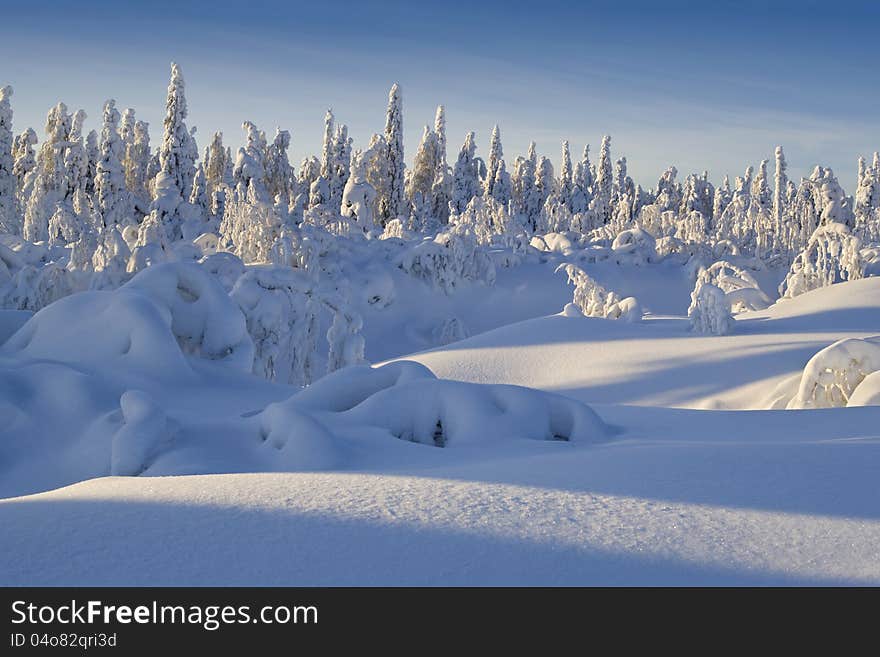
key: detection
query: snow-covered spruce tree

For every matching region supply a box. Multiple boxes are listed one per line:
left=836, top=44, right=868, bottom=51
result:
left=855, top=153, right=880, bottom=244
left=491, top=160, right=512, bottom=206
left=715, top=166, right=752, bottom=249
left=203, top=131, right=232, bottom=219
left=574, top=145, right=593, bottom=204
left=23, top=102, right=73, bottom=242
left=591, top=135, right=613, bottom=224
left=320, top=108, right=334, bottom=180
left=434, top=105, right=447, bottom=172
left=125, top=120, right=151, bottom=214
left=512, top=152, right=541, bottom=230
left=612, top=155, right=626, bottom=204
left=295, top=155, right=321, bottom=216
left=205, top=132, right=228, bottom=194
left=750, top=159, right=776, bottom=257
left=119, top=108, right=136, bottom=173
left=484, top=125, right=503, bottom=199
left=13, top=127, right=37, bottom=207
left=752, top=159, right=772, bottom=215
left=63, top=109, right=89, bottom=198
left=773, top=146, right=789, bottom=247
left=149, top=62, right=199, bottom=241
left=451, top=131, right=481, bottom=215
left=0, top=86, right=19, bottom=235
left=233, top=120, right=269, bottom=203
left=407, top=125, right=440, bottom=230
left=542, top=190, right=574, bottom=234
left=534, top=156, right=555, bottom=230
left=190, top=163, right=209, bottom=216
left=265, top=128, right=293, bottom=207
left=559, top=140, right=573, bottom=210
left=52, top=109, right=92, bottom=247
left=712, top=176, right=731, bottom=229
left=357, top=133, right=386, bottom=224
left=342, top=145, right=381, bottom=231
left=379, top=83, right=405, bottom=224
left=654, top=165, right=681, bottom=212
left=431, top=106, right=452, bottom=226
left=810, top=166, right=853, bottom=228
left=182, top=126, right=199, bottom=203
left=95, top=100, right=132, bottom=229
left=611, top=156, right=637, bottom=228
left=85, top=129, right=99, bottom=197
left=329, top=123, right=351, bottom=211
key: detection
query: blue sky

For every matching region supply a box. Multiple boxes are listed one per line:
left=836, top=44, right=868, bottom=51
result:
left=3, top=0, right=878, bottom=190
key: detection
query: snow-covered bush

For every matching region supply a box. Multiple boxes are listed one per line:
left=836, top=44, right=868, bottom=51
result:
left=432, top=316, right=469, bottom=346
left=697, top=260, right=771, bottom=312
left=0, top=260, right=74, bottom=312
left=380, top=218, right=408, bottom=241
left=449, top=195, right=518, bottom=246
left=324, top=291, right=366, bottom=375
left=610, top=227, right=656, bottom=265
left=787, top=337, right=880, bottom=409
left=531, top=232, right=576, bottom=256
left=230, top=266, right=320, bottom=387
left=199, top=252, right=245, bottom=292
left=219, top=183, right=285, bottom=264
left=779, top=223, right=864, bottom=299
left=358, top=268, right=395, bottom=308
left=558, top=263, right=641, bottom=322
left=397, top=231, right=495, bottom=294
left=688, top=281, right=733, bottom=335
left=230, top=264, right=367, bottom=385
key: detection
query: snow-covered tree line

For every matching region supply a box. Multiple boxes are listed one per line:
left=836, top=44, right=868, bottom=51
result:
left=0, top=64, right=879, bottom=365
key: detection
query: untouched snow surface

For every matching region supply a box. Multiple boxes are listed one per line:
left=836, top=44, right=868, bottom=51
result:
left=2, top=265, right=880, bottom=585
left=403, top=277, right=880, bottom=410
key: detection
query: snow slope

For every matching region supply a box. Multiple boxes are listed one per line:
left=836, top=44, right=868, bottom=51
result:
left=402, top=277, right=880, bottom=409
left=2, top=266, right=880, bottom=586
left=4, top=398, right=880, bottom=585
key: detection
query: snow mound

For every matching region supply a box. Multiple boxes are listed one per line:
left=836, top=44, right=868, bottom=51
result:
left=254, top=397, right=344, bottom=471
left=338, top=375, right=608, bottom=447
left=786, top=336, right=880, bottom=409
left=112, top=390, right=173, bottom=476
left=292, top=360, right=436, bottom=412
left=3, top=288, right=195, bottom=381
left=3, top=262, right=254, bottom=379
left=848, top=370, right=880, bottom=407
left=124, top=262, right=254, bottom=372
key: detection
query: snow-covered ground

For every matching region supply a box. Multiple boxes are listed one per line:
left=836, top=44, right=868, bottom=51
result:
left=2, top=260, right=880, bottom=586
left=403, top=276, right=880, bottom=410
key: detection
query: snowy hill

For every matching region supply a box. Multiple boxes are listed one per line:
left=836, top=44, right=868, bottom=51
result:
left=402, top=277, right=880, bottom=409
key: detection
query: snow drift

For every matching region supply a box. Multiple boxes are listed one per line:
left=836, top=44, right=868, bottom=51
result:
left=0, top=271, right=608, bottom=497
